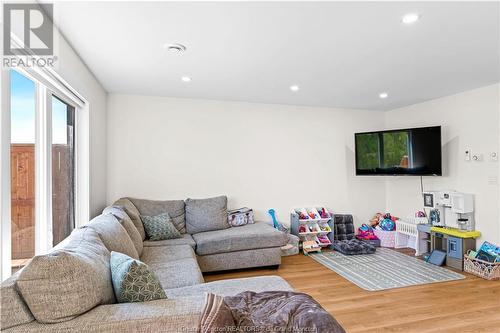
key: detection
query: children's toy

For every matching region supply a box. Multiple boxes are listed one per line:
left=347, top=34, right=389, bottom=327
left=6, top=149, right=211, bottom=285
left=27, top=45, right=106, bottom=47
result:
left=415, top=211, right=426, bottom=218
left=268, top=209, right=288, bottom=232
left=319, top=207, right=330, bottom=219
left=476, top=241, right=500, bottom=263
left=395, top=217, right=429, bottom=256
left=317, top=235, right=331, bottom=245
left=369, top=213, right=383, bottom=227
left=302, top=240, right=321, bottom=255
left=298, top=224, right=307, bottom=234
left=379, top=218, right=396, bottom=231
left=427, top=249, right=447, bottom=266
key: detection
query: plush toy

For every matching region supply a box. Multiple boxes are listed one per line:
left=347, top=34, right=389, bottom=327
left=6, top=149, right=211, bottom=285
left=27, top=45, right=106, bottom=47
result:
left=369, top=213, right=384, bottom=227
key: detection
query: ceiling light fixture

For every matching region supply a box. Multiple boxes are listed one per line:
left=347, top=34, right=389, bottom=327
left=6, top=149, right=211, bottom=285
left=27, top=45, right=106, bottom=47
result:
left=164, top=43, right=187, bottom=53
left=401, top=13, right=420, bottom=24
left=379, top=92, right=388, bottom=99
left=181, top=76, right=191, bottom=82
left=290, top=85, right=300, bottom=92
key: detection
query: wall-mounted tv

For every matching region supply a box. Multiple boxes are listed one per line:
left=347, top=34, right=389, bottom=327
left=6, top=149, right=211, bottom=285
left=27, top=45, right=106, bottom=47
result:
left=355, top=126, right=442, bottom=176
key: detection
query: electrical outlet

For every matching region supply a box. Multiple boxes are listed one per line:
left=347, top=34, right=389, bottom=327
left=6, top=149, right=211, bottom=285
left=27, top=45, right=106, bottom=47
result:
left=491, top=152, right=498, bottom=161
left=465, top=150, right=470, bottom=161
left=472, top=153, right=483, bottom=161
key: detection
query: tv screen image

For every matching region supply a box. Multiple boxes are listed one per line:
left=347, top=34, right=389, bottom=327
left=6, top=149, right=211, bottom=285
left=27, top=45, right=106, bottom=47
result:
left=355, top=126, right=442, bottom=176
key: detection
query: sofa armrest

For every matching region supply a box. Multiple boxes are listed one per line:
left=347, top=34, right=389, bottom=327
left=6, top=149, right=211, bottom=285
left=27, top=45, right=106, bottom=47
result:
left=4, top=297, right=205, bottom=333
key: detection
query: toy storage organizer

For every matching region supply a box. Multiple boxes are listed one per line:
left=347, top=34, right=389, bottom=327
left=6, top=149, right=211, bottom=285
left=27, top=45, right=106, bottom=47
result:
left=290, top=207, right=334, bottom=251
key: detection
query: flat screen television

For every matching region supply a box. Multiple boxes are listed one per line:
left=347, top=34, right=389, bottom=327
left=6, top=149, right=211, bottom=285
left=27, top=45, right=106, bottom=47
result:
left=355, top=126, right=442, bottom=176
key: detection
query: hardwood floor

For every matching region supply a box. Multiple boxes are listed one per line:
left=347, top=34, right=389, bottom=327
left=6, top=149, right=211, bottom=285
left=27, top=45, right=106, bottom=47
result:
left=203, top=249, right=500, bottom=333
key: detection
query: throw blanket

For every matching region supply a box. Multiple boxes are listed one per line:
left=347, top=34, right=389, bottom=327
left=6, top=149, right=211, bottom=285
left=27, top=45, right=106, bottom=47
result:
left=199, top=291, right=345, bottom=333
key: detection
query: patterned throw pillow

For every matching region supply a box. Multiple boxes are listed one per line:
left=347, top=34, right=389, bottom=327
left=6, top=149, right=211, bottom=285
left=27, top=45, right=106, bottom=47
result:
left=110, top=251, right=166, bottom=303
left=140, top=213, right=182, bottom=241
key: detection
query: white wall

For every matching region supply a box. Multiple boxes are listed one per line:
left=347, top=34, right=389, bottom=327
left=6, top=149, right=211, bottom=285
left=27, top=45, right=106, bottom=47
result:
left=384, top=84, right=500, bottom=245
left=55, top=34, right=108, bottom=218
left=107, top=94, right=386, bottom=225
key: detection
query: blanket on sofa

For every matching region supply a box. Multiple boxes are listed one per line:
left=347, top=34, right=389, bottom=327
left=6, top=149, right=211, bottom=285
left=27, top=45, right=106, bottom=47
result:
left=199, top=291, right=345, bottom=333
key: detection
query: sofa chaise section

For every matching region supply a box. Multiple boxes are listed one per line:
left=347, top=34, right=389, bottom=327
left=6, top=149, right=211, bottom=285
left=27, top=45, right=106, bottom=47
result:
left=193, top=221, right=287, bottom=272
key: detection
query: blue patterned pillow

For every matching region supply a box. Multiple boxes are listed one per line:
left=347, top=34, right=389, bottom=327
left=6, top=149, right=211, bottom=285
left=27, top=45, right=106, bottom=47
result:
left=110, top=251, right=166, bottom=303
left=140, top=213, right=181, bottom=241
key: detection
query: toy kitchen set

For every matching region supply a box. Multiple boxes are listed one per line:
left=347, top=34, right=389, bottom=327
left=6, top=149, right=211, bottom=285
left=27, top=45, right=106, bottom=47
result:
left=419, top=190, right=481, bottom=270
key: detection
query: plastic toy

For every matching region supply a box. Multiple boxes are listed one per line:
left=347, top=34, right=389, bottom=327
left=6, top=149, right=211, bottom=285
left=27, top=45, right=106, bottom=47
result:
left=268, top=209, right=280, bottom=229
left=379, top=218, right=396, bottom=231
left=298, top=225, right=307, bottom=233
left=319, top=207, right=329, bottom=219
left=415, top=211, right=426, bottom=218
left=359, top=224, right=372, bottom=232
left=299, top=211, right=309, bottom=220
left=317, top=235, right=330, bottom=244
left=319, top=225, right=330, bottom=232
left=308, top=212, right=317, bottom=219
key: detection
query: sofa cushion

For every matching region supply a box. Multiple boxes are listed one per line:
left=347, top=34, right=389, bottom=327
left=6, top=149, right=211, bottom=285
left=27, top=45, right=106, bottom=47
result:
left=185, top=196, right=229, bottom=234
left=193, top=221, right=287, bottom=256
left=130, top=198, right=186, bottom=234
left=16, top=228, right=115, bottom=323
left=141, top=244, right=197, bottom=265
left=165, top=276, right=293, bottom=299
left=103, top=205, right=144, bottom=256
left=141, top=213, right=182, bottom=241
left=110, top=252, right=166, bottom=303
left=0, top=271, right=35, bottom=330
left=12, top=297, right=205, bottom=333
left=114, top=198, right=146, bottom=240
left=143, top=233, right=196, bottom=249
left=87, top=214, right=139, bottom=259
left=149, top=259, right=204, bottom=289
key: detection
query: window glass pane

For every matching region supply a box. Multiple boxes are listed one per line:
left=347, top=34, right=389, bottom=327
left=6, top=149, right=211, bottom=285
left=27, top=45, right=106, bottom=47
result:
left=356, top=133, right=380, bottom=170
left=51, top=96, right=75, bottom=246
left=10, top=70, right=36, bottom=274
left=382, top=131, right=410, bottom=168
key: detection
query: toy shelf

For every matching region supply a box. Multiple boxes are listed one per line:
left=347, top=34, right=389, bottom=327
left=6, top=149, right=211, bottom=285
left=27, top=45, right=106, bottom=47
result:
left=291, top=206, right=334, bottom=252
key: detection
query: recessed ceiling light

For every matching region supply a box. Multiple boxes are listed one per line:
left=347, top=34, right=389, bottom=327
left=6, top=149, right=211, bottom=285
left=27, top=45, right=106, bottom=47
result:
left=164, top=43, right=187, bottom=53
left=181, top=76, right=191, bottom=82
left=290, top=85, right=300, bottom=92
left=379, top=92, right=388, bottom=99
left=402, top=13, right=420, bottom=24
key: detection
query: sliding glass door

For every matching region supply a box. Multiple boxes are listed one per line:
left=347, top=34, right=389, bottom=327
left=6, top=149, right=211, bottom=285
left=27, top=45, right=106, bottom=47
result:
left=51, top=96, right=75, bottom=246
left=7, top=70, right=77, bottom=275
left=10, top=71, right=36, bottom=274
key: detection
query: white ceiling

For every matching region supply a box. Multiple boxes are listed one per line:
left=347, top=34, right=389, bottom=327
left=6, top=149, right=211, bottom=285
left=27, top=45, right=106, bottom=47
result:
left=53, top=1, right=499, bottom=111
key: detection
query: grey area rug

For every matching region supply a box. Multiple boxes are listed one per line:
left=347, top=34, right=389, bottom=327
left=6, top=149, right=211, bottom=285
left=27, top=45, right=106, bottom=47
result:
left=310, top=248, right=465, bottom=291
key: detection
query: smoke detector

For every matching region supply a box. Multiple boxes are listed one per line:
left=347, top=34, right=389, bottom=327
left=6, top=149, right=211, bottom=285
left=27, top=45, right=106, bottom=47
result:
left=164, top=43, right=187, bottom=53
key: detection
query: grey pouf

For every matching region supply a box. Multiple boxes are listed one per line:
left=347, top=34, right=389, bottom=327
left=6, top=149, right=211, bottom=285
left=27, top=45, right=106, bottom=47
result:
left=281, top=234, right=299, bottom=256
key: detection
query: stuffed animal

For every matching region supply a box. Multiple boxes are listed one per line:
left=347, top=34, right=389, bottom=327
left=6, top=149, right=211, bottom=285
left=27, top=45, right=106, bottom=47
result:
left=369, top=213, right=384, bottom=227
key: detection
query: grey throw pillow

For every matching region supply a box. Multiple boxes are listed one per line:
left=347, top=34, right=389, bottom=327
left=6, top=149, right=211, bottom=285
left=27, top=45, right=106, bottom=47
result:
left=185, top=196, right=229, bottom=234
left=141, top=213, right=182, bottom=241
left=110, top=251, right=166, bottom=303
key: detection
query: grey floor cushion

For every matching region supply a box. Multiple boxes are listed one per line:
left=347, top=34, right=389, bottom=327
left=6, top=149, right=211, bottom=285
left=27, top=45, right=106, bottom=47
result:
left=333, top=239, right=376, bottom=255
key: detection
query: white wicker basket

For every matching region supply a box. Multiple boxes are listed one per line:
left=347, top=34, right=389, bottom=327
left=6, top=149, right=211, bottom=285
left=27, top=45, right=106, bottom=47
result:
left=464, top=250, right=500, bottom=280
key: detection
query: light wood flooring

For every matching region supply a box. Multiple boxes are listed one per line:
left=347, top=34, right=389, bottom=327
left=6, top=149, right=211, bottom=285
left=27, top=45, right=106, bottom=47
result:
left=203, top=249, right=500, bottom=333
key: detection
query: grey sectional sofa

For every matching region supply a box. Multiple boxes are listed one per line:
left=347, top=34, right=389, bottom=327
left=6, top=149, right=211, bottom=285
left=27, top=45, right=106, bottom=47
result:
left=1, top=197, right=291, bottom=332
left=116, top=197, right=288, bottom=272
